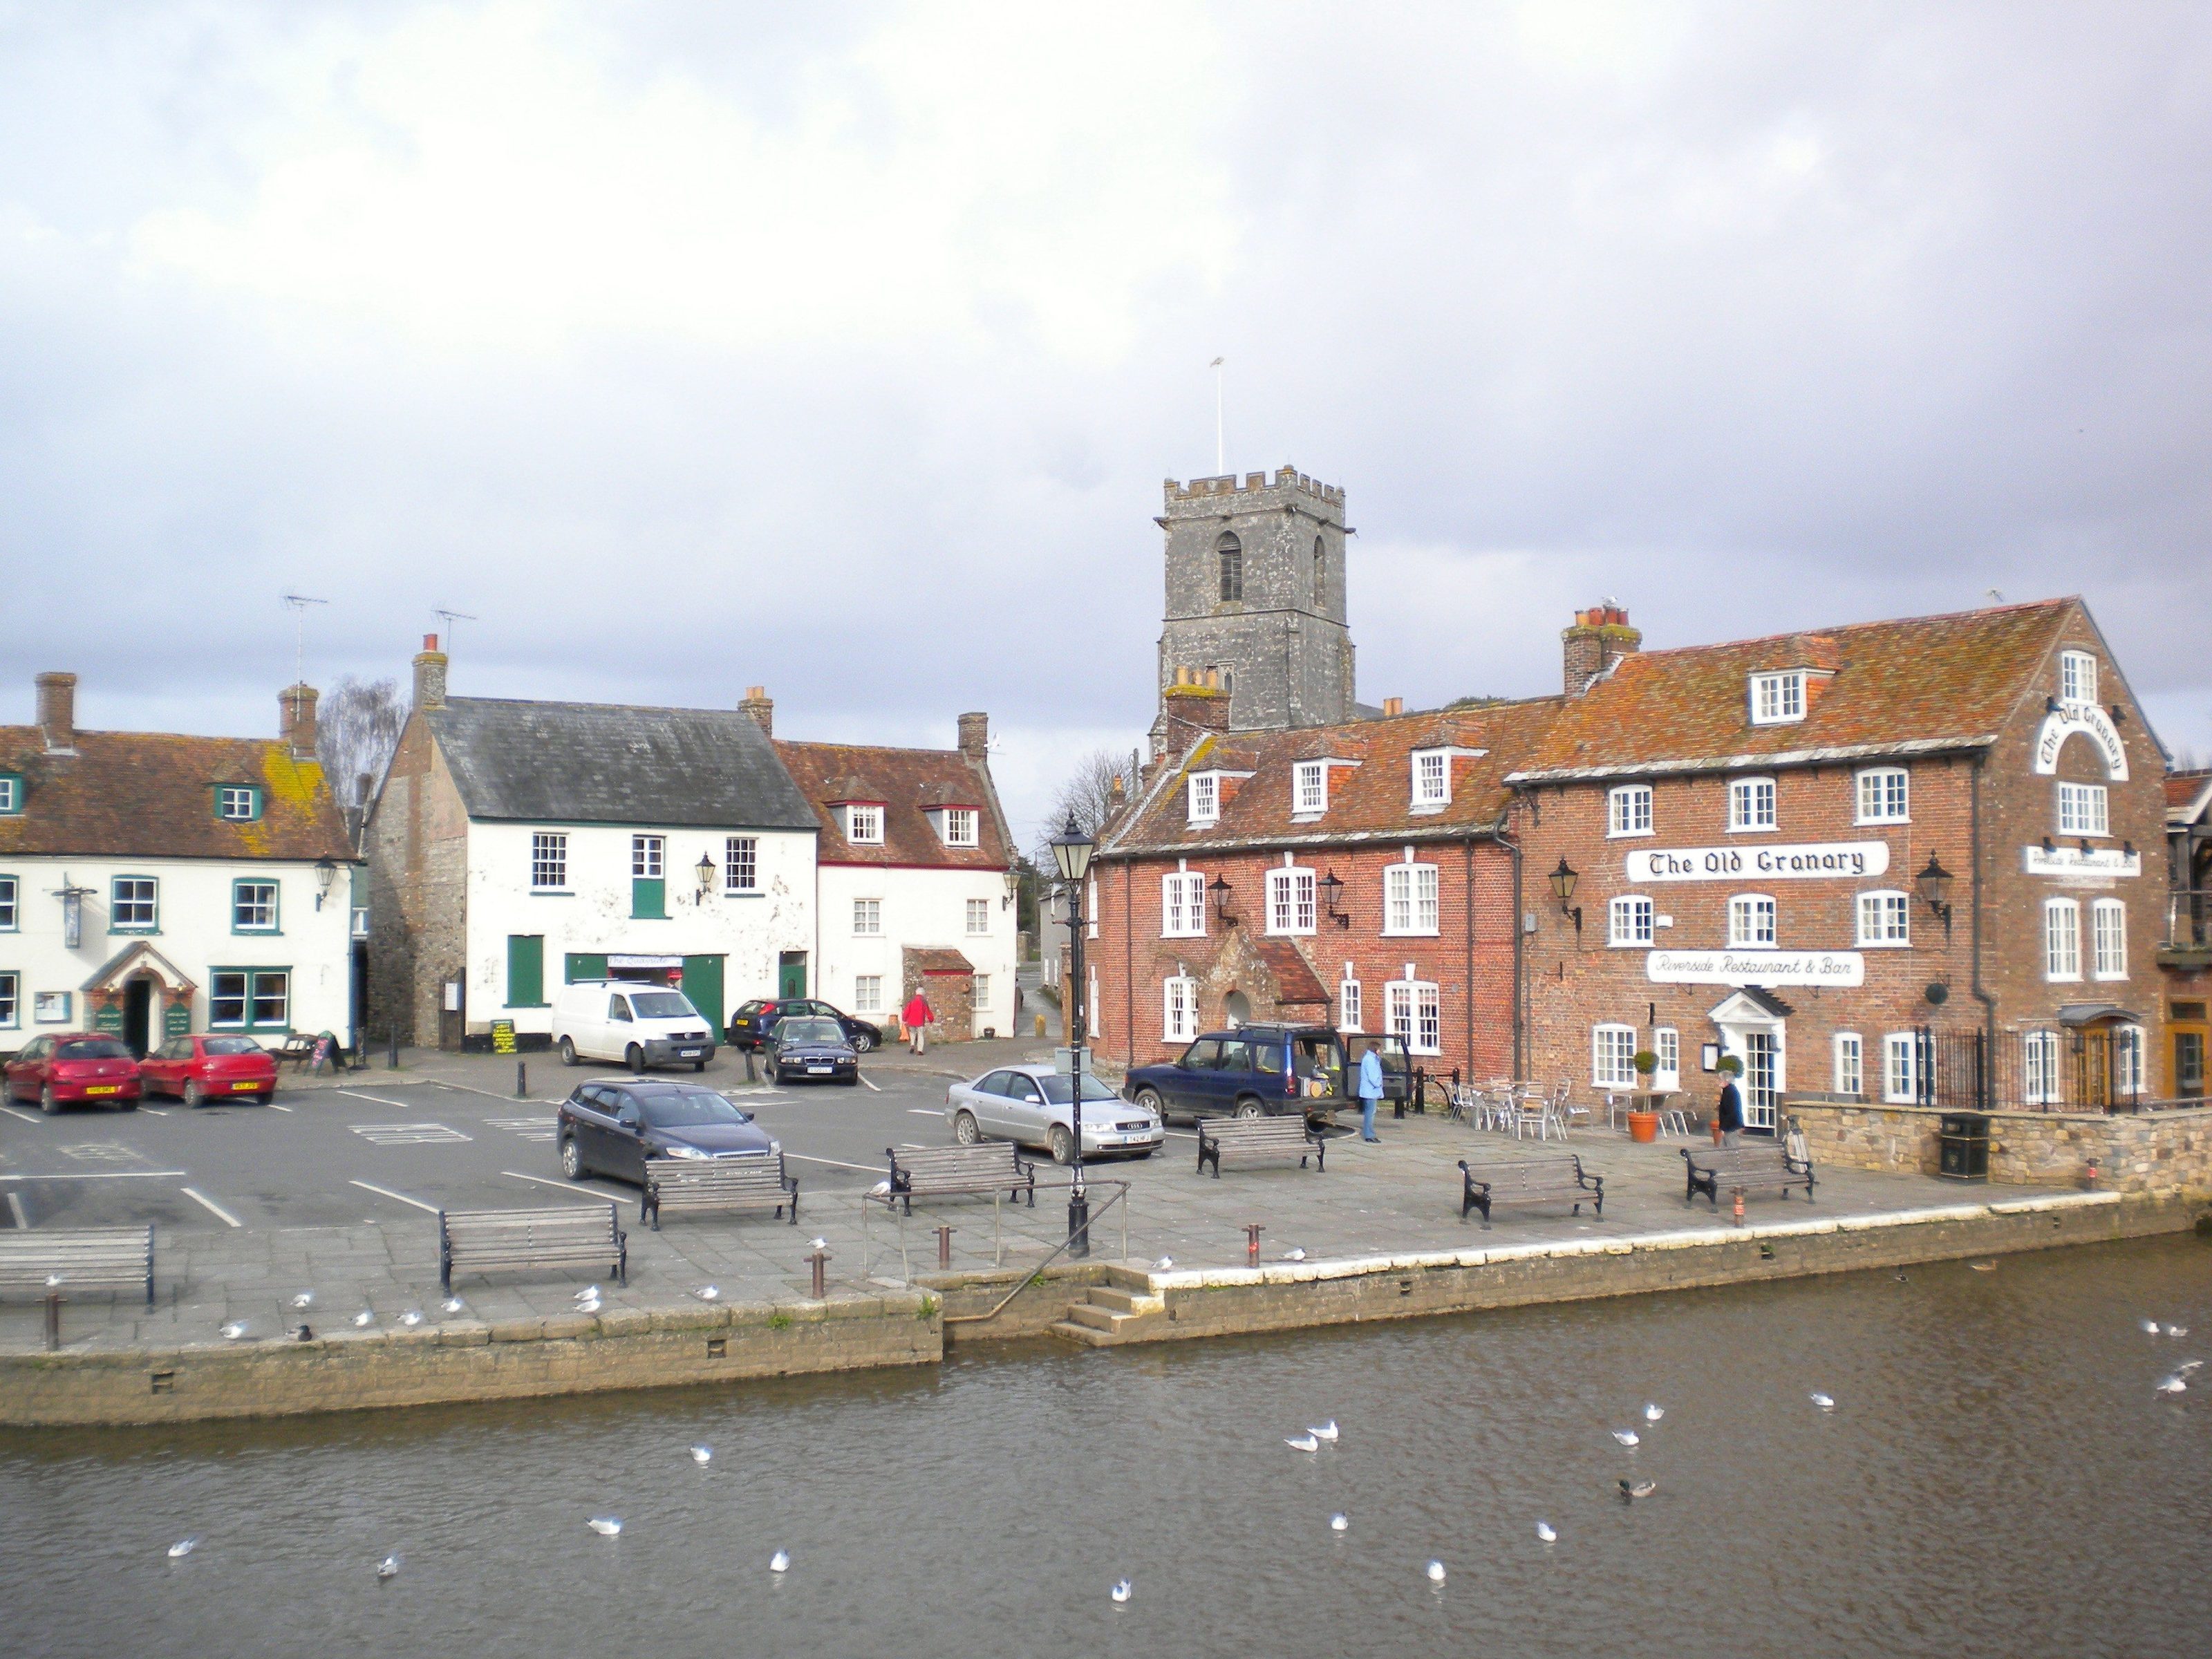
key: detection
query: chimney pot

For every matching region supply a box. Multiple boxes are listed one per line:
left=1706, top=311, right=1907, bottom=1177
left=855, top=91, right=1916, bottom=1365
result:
left=35, top=671, right=77, bottom=753
left=957, top=712, right=990, bottom=762
left=412, top=635, right=449, bottom=712
left=1382, top=696, right=1405, bottom=717
left=281, top=683, right=321, bottom=760
left=1161, top=679, right=1231, bottom=735
left=739, top=686, right=774, bottom=737
left=1562, top=604, right=1642, bottom=696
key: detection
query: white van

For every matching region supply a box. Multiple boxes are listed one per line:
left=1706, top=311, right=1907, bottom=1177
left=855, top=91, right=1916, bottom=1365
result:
left=552, top=980, right=719, bottom=1072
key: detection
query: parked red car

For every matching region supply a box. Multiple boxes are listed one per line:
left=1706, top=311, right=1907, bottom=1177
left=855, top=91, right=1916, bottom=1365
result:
left=3, top=1033, right=141, bottom=1113
left=139, top=1033, right=279, bottom=1107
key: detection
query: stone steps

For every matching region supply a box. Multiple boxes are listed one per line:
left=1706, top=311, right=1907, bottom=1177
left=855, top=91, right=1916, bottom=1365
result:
left=1048, top=1272, right=1168, bottom=1346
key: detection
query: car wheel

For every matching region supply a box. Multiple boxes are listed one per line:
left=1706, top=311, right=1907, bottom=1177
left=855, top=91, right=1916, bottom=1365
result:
left=694, top=1060, right=707, bottom=1073
left=39, top=1084, right=60, bottom=1116
left=1233, top=1096, right=1266, bottom=1120
left=184, top=1078, right=205, bottom=1109
left=119, top=1097, right=138, bottom=1112
left=851, top=1031, right=876, bottom=1053
left=559, top=1036, right=578, bottom=1067
left=1133, top=1149, right=1156, bottom=1160
left=953, top=1110, right=982, bottom=1145
left=1049, top=1125, right=1074, bottom=1165
left=560, top=1136, right=585, bottom=1180
left=625, top=1043, right=645, bottom=1074
left=1134, top=1087, right=1167, bottom=1124
left=841, top=1073, right=859, bottom=1087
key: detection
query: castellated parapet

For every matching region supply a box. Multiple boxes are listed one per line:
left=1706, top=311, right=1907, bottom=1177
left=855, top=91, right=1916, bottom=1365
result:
left=1163, top=465, right=1347, bottom=512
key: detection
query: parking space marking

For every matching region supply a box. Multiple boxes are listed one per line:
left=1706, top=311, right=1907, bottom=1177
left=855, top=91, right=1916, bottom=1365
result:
left=1, top=1105, right=43, bottom=1125
left=783, top=1152, right=888, bottom=1173
left=337, top=1090, right=418, bottom=1109
left=6, top=1193, right=26, bottom=1228
left=141, top=1107, right=170, bottom=1117
left=265, top=1103, right=293, bottom=1112
left=859, top=1075, right=882, bottom=1093
left=180, top=1187, right=243, bottom=1228
left=906, top=1108, right=942, bottom=1116
left=0, top=1170, right=188, bottom=1181
left=500, top=1170, right=626, bottom=1203
left=57, top=1143, right=142, bottom=1163
left=485, top=1116, right=558, bottom=1141
left=348, top=1179, right=441, bottom=1215
left=348, top=1122, right=473, bottom=1146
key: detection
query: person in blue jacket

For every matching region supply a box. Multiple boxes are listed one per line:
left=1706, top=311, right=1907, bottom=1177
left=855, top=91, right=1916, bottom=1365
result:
left=1357, top=1044, right=1385, bottom=1143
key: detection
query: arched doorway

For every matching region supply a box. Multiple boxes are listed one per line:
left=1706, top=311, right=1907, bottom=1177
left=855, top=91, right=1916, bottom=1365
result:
left=1224, top=989, right=1251, bottom=1027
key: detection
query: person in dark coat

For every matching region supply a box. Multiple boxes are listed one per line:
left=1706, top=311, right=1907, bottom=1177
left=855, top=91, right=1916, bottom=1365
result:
left=1714, top=1055, right=1745, bottom=1147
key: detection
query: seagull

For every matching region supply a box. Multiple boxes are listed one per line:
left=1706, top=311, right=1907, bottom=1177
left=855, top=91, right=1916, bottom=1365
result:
left=870, top=1179, right=893, bottom=1196
left=400, top=1310, right=423, bottom=1327
left=574, top=1285, right=602, bottom=1302
left=2156, top=1375, right=2188, bottom=1395
left=809, top=1237, right=829, bottom=1253
left=695, top=1286, right=721, bottom=1302
left=2165, top=1324, right=2190, bottom=1338
left=1970, top=1262, right=1997, bottom=1273
left=1619, top=1479, right=1657, bottom=1501
left=1152, top=1257, right=1174, bottom=1272
left=588, top=1517, right=623, bottom=1537
left=2177, top=1360, right=2204, bottom=1375
left=1642, top=1403, right=1664, bottom=1423
left=1425, top=1560, right=1447, bottom=1584
left=1329, top=1513, right=1349, bottom=1532
left=690, top=1445, right=713, bottom=1465
left=1110, top=1579, right=1132, bottom=1604
left=167, top=1538, right=198, bottom=1559
left=769, top=1548, right=790, bottom=1573
left=577, top=1297, right=602, bottom=1314
left=2141, top=1318, right=2162, bottom=1335
left=1312, top=1421, right=1340, bottom=1441
left=1536, top=1521, right=1557, bottom=1544
left=375, top=1555, right=400, bottom=1582
left=1893, top=1273, right=1910, bottom=1283
left=1282, top=1248, right=1307, bottom=1262
left=1611, top=1429, right=1640, bottom=1447
left=221, top=1321, right=248, bottom=1340
left=1286, top=1433, right=1320, bottom=1452
left=46, top=1274, right=63, bottom=1288
left=290, top=1291, right=316, bottom=1309
left=441, top=1297, right=465, bottom=1314
left=353, top=1310, right=375, bottom=1328
left=1810, top=1391, right=1837, bottom=1410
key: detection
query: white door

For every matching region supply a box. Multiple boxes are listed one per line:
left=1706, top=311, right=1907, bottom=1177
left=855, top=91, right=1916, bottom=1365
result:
left=1740, top=1031, right=1780, bottom=1131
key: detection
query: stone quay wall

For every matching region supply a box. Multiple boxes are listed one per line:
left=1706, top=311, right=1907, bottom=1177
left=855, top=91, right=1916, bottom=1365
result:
left=1785, top=1096, right=2212, bottom=1196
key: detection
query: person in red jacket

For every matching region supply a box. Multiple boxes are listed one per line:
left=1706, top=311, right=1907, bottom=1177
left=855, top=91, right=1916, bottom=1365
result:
left=903, top=989, right=935, bottom=1055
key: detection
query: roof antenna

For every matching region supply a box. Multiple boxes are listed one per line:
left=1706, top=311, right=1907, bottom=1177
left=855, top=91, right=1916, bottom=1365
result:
left=282, top=594, right=328, bottom=686
left=1985, top=588, right=2005, bottom=604
left=434, top=607, right=478, bottom=657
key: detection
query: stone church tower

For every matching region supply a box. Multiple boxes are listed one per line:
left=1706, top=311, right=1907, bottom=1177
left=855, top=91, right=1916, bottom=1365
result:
left=1149, top=465, right=1357, bottom=754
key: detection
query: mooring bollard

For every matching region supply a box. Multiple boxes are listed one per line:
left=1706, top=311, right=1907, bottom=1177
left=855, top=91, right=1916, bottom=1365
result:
left=516, top=1060, right=527, bottom=1100
left=744, top=1046, right=757, bottom=1084
left=387, top=1029, right=400, bottom=1069
left=1246, top=1223, right=1264, bottom=1266
left=808, top=1245, right=829, bottom=1300
left=1732, top=1188, right=1746, bottom=1227
left=44, top=1288, right=63, bottom=1353
left=936, top=1225, right=955, bottom=1270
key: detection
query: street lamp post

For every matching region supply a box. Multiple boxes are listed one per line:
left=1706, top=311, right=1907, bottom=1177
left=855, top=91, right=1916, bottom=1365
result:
left=1049, top=812, right=1097, bottom=1258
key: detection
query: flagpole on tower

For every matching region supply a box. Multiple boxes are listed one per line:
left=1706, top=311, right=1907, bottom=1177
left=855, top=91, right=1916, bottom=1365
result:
left=1210, top=357, right=1225, bottom=474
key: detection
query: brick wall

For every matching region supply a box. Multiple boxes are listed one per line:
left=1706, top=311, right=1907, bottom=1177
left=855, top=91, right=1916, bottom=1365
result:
left=364, top=714, right=469, bottom=1046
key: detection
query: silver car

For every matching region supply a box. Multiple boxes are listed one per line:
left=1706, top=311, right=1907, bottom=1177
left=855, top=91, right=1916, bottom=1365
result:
left=945, top=1065, right=1163, bottom=1165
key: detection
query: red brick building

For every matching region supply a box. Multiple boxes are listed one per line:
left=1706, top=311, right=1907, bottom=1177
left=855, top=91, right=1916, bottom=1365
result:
left=2159, top=767, right=2211, bottom=1098
left=1510, top=599, right=2175, bottom=1122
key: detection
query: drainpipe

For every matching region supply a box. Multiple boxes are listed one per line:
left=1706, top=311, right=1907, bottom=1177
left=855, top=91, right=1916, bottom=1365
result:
left=1503, top=807, right=1526, bottom=1080
left=1463, top=836, right=1477, bottom=1082
left=1122, top=858, right=1133, bottom=1065
left=1969, top=753, right=1996, bottom=1107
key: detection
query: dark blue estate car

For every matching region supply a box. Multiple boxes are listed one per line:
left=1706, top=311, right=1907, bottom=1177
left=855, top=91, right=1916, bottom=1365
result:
left=559, top=1079, right=779, bottom=1183
left=1123, top=1024, right=1356, bottom=1124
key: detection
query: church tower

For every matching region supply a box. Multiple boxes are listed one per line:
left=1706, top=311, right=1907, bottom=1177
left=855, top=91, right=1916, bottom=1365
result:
left=1149, top=465, right=1356, bottom=753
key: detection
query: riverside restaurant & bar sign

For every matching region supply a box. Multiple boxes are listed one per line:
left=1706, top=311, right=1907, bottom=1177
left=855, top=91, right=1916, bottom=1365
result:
left=1645, top=950, right=1866, bottom=987
left=1623, top=841, right=1891, bottom=883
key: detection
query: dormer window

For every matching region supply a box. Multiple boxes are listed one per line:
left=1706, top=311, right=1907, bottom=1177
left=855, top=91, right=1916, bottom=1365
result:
left=2059, top=649, right=2098, bottom=706
left=1411, top=750, right=1450, bottom=808
left=0, top=773, right=21, bottom=815
left=943, top=808, right=978, bottom=847
left=845, top=804, right=884, bottom=845
left=1749, top=671, right=1806, bottom=725
left=216, top=784, right=263, bottom=822
left=1188, top=774, right=1219, bottom=826
left=1293, top=761, right=1329, bottom=815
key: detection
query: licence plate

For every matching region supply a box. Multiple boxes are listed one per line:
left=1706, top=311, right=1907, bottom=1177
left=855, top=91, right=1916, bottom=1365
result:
left=677, top=1049, right=702, bottom=1058
left=807, top=1065, right=832, bottom=1075
left=233, top=1080, right=261, bottom=1091
left=84, top=1085, right=120, bottom=1096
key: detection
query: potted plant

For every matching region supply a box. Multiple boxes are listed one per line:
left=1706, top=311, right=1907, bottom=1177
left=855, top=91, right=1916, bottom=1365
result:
left=1625, top=1051, right=1662, bottom=1143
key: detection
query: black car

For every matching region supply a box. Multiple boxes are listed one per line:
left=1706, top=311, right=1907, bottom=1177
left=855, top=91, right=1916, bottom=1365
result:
left=558, top=1078, right=780, bottom=1184
left=727, top=998, right=883, bottom=1053
left=1123, top=1024, right=1365, bottom=1123
left=767, top=1016, right=860, bottom=1086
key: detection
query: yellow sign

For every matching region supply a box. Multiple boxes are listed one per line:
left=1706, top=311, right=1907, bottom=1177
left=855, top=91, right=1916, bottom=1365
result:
left=490, top=1020, right=518, bottom=1056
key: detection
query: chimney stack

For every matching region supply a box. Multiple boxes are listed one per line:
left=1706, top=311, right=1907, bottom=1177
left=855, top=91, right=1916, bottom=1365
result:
left=739, top=686, right=774, bottom=736
left=957, top=712, right=990, bottom=762
left=1161, top=666, right=1231, bottom=735
left=1382, top=696, right=1405, bottom=717
left=1562, top=604, right=1642, bottom=696
left=280, top=683, right=320, bottom=761
left=412, top=634, right=448, bottom=711
left=35, top=671, right=77, bottom=753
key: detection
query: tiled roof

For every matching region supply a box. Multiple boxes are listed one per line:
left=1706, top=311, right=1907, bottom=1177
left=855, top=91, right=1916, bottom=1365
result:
left=2169, top=769, right=2212, bottom=824
left=427, top=699, right=816, bottom=830
left=1102, top=700, right=1564, bottom=856
left=904, top=946, right=975, bottom=975
left=1510, top=600, right=2080, bottom=782
left=1255, top=937, right=1330, bottom=1004
left=774, top=741, right=1011, bottom=870
left=0, top=729, right=355, bottom=863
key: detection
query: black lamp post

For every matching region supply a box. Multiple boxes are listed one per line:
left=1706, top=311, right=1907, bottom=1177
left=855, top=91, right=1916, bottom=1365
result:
left=1049, top=812, right=1097, bottom=1258
left=1549, top=856, right=1582, bottom=936
left=1915, top=852, right=1955, bottom=939
left=695, top=850, right=716, bottom=899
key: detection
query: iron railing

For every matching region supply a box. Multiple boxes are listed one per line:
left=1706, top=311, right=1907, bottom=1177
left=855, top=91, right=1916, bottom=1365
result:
left=1907, top=1025, right=2149, bottom=1114
left=2166, top=887, right=2212, bottom=950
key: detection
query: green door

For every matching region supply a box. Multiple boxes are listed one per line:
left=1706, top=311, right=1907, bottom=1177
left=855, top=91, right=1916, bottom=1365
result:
left=681, top=955, right=726, bottom=1038
left=506, top=935, right=545, bottom=1007
left=565, top=953, right=609, bottom=984
left=778, top=952, right=807, bottom=999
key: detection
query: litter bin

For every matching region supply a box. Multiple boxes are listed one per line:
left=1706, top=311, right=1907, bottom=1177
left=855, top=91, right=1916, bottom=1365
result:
left=1937, top=1112, right=1990, bottom=1181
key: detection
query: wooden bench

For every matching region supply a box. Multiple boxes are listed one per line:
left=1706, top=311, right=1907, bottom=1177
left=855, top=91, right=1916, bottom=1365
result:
left=1682, top=1143, right=1816, bottom=1208
left=1196, top=1116, right=1327, bottom=1178
left=882, top=1145, right=1036, bottom=1215
left=1456, top=1156, right=1604, bottom=1226
left=642, top=1155, right=799, bottom=1230
left=438, top=1202, right=627, bottom=1292
left=0, top=1226, right=156, bottom=1306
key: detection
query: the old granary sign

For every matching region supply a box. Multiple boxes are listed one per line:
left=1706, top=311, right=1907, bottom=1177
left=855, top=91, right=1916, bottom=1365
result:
left=1622, top=841, right=1890, bottom=883
left=2031, top=702, right=2129, bottom=780
left=1646, top=950, right=1866, bottom=987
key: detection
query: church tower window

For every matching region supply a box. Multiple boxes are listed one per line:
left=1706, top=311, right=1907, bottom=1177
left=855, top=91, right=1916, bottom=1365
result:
left=1217, top=534, right=1243, bottom=602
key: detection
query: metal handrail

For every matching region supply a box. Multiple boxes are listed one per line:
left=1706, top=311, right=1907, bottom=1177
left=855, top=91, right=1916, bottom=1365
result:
left=940, top=1179, right=1131, bottom=1327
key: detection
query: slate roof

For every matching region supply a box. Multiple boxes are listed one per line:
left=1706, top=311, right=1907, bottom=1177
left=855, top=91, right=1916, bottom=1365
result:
left=1102, top=700, right=1564, bottom=857
left=0, top=729, right=355, bottom=863
left=427, top=699, right=818, bottom=830
left=774, top=741, right=1012, bottom=869
left=1509, top=599, right=2081, bottom=782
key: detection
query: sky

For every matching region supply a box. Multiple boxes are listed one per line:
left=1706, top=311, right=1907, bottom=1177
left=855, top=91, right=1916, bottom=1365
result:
left=3, top=1, right=2209, bottom=852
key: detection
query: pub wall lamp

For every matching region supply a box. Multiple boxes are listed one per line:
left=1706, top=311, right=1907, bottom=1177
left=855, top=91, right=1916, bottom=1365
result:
left=1915, top=852, right=1955, bottom=941
left=1208, top=874, right=1237, bottom=928
left=313, top=856, right=337, bottom=911
left=1319, top=870, right=1350, bottom=928
left=1548, top=857, right=1582, bottom=937
left=695, top=851, right=716, bottom=899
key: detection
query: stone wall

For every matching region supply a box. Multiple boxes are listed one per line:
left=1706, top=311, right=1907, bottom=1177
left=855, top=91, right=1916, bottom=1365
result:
left=1785, top=1094, right=2212, bottom=1196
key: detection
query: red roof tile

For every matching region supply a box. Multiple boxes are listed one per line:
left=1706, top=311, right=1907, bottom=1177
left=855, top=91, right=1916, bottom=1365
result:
left=1255, top=937, right=1330, bottom=1004
left=906, top=947, right=975, bottom=975
left=773, top=741, right=1011, bottom=869
left=2168, top=769, right=2212, bottom=823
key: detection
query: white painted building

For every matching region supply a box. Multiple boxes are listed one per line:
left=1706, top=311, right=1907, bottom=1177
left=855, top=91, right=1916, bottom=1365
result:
left=1, top=672, right=358, bottom=1056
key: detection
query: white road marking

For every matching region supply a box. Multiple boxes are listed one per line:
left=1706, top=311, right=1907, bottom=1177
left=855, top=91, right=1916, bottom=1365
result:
left=57, top=1143, right=141, bottom=1163
left=265, top=1103, right=293, bottom=1112
left=141, top=1107, right=170, bottom=1117
left=0, top=1170, right=189, bottom=1181
left=336, top=1089, right=418, bottom=1109
left=6, top=1192, right=27, bottom=1228
left=180, top=1187, right=243, bottom=1228
left=500, top=1170, right=624, bottom=1203
left=348, top=1122, right=472, bottom=1146
left=348, top=1179, right=442, bottom=1215
left=1, top=1105, right=44, bottom=1125
left=427, top=1079, right=545, bottom=1103
left=782, top=1152, right=887, bottom=1173
left=486, top=1116, right=559, bottom=1141
left=859, top=1075, right=883, bottom=1093
left=906, top=1108, right=944, bottom=1116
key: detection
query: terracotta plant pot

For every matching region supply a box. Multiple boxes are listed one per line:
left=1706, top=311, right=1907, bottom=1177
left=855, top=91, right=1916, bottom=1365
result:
left=1627, top=1109, right=1660, bottom=1144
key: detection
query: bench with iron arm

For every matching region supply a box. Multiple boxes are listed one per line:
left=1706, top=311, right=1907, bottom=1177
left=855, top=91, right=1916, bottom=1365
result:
left=1682, top=1143, right=1816, bottom=1208
left=1197, top=1115, right=1327, bottom=1178
left=882, top=1144, right=1036, bottom=1216
left=641, top=1154, right=799, bottom=1230
left=0, top=1225, right=156, bottom=1306
left=439, top=1202, right=627, bottom=1292
left=1456, top=1155, right=1604, bottom=1226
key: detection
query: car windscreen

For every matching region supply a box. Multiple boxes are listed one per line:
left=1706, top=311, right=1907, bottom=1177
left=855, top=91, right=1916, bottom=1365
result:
left=1038, top=1074, right=1123, bottom=1105
left=203, top=1037, right=265, bottom=1056
left=778, top=1020, right=845, bottom=1045
left=629, top=992, right=698, bottom=1019
left=639, top=1090, right=751, bottom=1128
left=56, top=1040, right=131, bottom=1060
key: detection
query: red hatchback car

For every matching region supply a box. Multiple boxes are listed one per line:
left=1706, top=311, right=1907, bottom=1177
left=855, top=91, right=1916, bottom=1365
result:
left=140, top=1033, right=279, bottom=1107
left=3, top=1033, right=142, bottom=1114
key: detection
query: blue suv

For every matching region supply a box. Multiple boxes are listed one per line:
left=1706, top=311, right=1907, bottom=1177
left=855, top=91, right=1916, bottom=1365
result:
left=1123, top=1024, right=1353, bottom=1125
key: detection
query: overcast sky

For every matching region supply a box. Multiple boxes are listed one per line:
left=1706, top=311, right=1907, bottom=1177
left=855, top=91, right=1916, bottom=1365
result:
left=4, top=1, right=2208, bottom=849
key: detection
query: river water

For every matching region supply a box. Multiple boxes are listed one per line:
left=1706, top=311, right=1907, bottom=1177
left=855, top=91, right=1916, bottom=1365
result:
left=6, top=1235, right=2211, bottom=1659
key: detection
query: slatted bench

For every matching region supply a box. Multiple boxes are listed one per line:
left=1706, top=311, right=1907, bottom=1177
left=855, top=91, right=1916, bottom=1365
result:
left=1456, top=1156, right=1604, bottom=1226
left=1682, top=1144, right=1816, bottom=1208
left=0, top=1226, right=156, bottom=1306
left=439, top=1202, right=627, bottom=1292
left=1196, top=1116, right=1327, bottom=1178
left=881, top=1145, right=1036, bottom=1215
left=642, top=1155, right=799, bottom=1230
